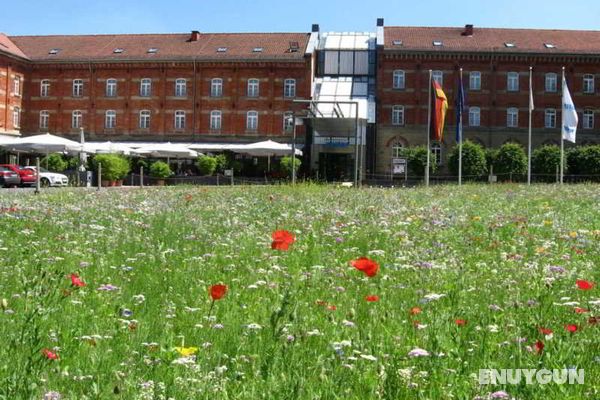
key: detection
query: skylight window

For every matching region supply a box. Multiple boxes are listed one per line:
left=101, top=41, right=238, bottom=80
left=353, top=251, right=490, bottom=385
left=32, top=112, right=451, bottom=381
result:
left=504, top=42, right=516, bottom=48
left=288, top=41, right=299, bottom=52
left=253, top=47, right=264, bottom=52
left=48, top=48, right=60, bottom=55
left=544, top=43, right=556, bottom=49
left=217, top=47, right=228, bottom=53
left=113, top=48, right=124, bottom=54
left=147, top=48, right=158, bottom=53
left=392, top=40, right=403, bottom=46
left=433, top=41, right=443, bottom=47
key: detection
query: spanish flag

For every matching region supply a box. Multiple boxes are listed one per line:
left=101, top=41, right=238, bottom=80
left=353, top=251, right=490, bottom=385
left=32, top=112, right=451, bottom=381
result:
left=431, top=80, right=448, bottom=142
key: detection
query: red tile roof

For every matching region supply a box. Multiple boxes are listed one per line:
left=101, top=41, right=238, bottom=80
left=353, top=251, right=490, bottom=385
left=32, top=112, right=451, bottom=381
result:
left=384, top=26, right=600, bottom=54
left=7, top=32, right=309, bottom=62
left=0, top=33, right=29, bottom=60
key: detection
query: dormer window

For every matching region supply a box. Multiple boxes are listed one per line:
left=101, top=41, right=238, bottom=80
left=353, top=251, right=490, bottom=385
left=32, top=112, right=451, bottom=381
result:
left=147, top=48, right=158, bottom=54
left=392, top=40, right=403, bottom=46
left=504, top=42, right=516, bottom=48
left=288, top=41, right=299, bottom=52
left=217, top=47, right=228, bottom=53
left=48, top=48, right=60, bottom=55
left=253, top=47, right=263, bottom=53
left=113, top=48, right=124, bottom=54
left=544, top=43, right=556, bottom=49
left=433, top=41, right=443, bottom=47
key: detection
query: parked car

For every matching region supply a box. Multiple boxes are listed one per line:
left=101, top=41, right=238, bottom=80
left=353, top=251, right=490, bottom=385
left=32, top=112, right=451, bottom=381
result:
left=0, top=164, right=38, bottom=187
left=23, top=166, right=69, bottom=187
left=0, top=166, right=21, bottom=188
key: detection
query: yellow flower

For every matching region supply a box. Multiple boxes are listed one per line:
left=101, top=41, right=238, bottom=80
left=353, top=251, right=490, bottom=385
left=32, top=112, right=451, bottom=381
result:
left=543, top=220, right=553, bottom=226
left=175, top=347, right=198, bottom=357
left=472, top=216, right=481, bottom=222
left=535, top=247, right=546, bottom=254
left=569, top=231, right=578, bottom=239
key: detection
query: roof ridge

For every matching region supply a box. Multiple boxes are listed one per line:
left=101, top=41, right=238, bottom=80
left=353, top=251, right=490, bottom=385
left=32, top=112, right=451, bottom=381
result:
left=384, top=25, right=600, bottom=33
left=8, top=32, right=309, bottom=39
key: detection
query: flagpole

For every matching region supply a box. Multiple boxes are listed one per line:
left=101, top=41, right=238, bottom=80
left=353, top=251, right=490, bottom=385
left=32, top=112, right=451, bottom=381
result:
left=426, top=70, right=432, bottom=187
left=458, top=68, right=463, bottom=186
left=560, top=66, right=565, bottom=185
left=527, top=66, right=533, bottom=185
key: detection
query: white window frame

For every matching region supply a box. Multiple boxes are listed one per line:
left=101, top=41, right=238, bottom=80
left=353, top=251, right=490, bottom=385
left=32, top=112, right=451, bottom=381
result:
left=12, top=107, right=20, bottom=128
left=545, top=109, right=556, bottom=128
left=40, top=79, right=50, bottom=97
left=139, top=110, right=151, bottom=129
left=246, top=110, right=258, bottom=130
left=507, top=72, right=519, bottom=92
left=105, top=110, right=116, bottom=129
left=13, top=77, right=20, bottom=96
left=283, top=111, right=294, bottom=132
left=72, top=110, right=82, bottom=129
left=545, top=73, right=557, bottom=93
left=247, top=79, right=259, bottom=97
left=72, top=79, right=83, bottom=97
left=583, top=110, right=594, bottom=129
left=39, top=110, right=49, bottom=129
left=392, top=105, right=405, bottom=126
left=393, top=70, right=405, bottom=89
left=469, top=106, right=480, bottom=127
left=174, top=110, right=186, bottom=129
left=469, top=71, right=481, bottom=91
left=140, top=78, right=152, bottom=97
left=106, top=79, right=117, bottom=97
left=210, top=110, right=222, bottom=130
left=391, top=143, right=404, bottom=158
left=583, top=74, right=595, bottom=94
left=431, top=142, right=442, bottom=165
left=507, top=107, right=519, bottom=128
left=284, top=79, right=296, bottom=98
left=432, top=70, right=443, bottom=86
left=175, top=78, right=187, bottom=97
left=211, top=78, right=223, bottom=97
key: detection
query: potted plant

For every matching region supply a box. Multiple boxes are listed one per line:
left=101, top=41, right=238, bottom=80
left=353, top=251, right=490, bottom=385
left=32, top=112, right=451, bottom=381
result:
left=93, top=154, right=131, bottom=186
left=196, top=155, right=217, bottom=176
left=149, top=161, right=172, bottom=186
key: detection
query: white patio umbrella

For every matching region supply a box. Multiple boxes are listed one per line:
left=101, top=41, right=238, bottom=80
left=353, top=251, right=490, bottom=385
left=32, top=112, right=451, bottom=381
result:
left=133, top=142, right=199, bottom=159
left=232, top=140, right=302, bottom=157
left=2, top=133, right=83, bottom=153
left=83, top=141, right=134, bottom=155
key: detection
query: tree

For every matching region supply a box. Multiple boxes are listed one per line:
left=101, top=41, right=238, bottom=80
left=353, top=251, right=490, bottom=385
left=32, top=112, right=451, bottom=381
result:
left=532, top=145, right=561, bottom=175
left=280, top=156, right=302, bottom=178
left=196, top=155, right=217, bottom=176
left=41, top=154, right=68, bottom=172
left=447, top=140, right=488, bottom=179
left=149, top=161, right=172, bottom=179
left=92, top=154, right=130, bottom=181
left=494, top=143, right=527, bottom=179
left=567, top=145, right=600, bottom=175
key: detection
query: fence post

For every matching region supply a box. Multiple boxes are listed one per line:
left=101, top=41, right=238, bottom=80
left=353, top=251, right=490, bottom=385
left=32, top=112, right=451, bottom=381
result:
left=216, top=174, right=219, bottom=186
left=97, top=163, right=102, bottom=191
left=231, top=171, right=234, bottom=186
left=140, top=166, right=144, bottom=188
left=35, top=157, right=41, bottom=194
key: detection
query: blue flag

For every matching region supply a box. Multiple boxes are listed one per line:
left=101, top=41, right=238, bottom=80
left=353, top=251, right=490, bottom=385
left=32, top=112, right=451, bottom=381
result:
left=455, top=74, right=465, bottom=142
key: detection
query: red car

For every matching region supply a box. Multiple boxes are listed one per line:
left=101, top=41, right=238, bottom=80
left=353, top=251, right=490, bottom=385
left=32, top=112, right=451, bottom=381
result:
left=0, top=164, right=37, bottom=187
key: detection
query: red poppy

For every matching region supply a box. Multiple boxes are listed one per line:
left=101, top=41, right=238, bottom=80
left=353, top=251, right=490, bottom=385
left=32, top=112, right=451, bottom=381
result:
left=365, top=295, right=380, bottom=302
left=534, top=340, right=544, bottom=354
left=574, top=307, right=589, bottom=314
left=209, top=284, right=228, bottom=301
left=42, top=348, right=59, bottom=360
left=539, top=327, right=553, bottom=335
left=327, top=305, right=337, bottom=311
left=576, top=280, right=594, bottom=290
left=350, top=257, right=379, bottom=278
left=271, top=230, right=295, bottom=251
left=455, top=319, right=467, bottom=326
left=70, top=273, right=86, bottom=287
left=565, top=324, right=578, bottom=333
left=410, top=307, right=422, bottom=316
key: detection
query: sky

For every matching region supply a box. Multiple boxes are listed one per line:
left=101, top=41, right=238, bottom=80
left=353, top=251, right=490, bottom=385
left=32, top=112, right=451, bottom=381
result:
left=4, top=0, right=600, bottom=36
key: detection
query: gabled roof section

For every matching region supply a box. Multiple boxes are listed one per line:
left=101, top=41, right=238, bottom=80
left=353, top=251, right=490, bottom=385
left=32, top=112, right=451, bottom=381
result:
left=384, top=26, right=600, bottom=55
left=8, top=32, right=310, bottom=62
left=0, top=33, right=29, bottom=60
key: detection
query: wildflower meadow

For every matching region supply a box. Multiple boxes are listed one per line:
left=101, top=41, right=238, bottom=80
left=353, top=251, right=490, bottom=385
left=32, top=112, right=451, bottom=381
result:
left=0, top=184, right=599, bottom=399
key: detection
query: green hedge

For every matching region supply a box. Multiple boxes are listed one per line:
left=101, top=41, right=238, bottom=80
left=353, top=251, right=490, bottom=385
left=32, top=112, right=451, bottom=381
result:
left=448, top=140, right=488, bottom=179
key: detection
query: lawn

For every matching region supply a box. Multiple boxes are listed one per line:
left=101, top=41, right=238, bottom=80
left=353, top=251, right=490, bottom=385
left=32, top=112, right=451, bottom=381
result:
left=0, top=184, right=598, bottom=400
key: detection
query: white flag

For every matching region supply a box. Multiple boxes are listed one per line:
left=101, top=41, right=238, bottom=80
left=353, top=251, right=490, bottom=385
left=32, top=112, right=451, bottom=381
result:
left=562, top=77, right=578, bottom=143
left=529, top=70, right=534, bottom=111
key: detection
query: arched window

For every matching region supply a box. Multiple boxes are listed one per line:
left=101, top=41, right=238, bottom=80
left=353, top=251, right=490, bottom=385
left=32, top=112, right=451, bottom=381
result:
left=210, top=110, right=222, bottom=130
left=468, top=106, right=480, bottom=127
left=174, top=110, right=186, bottom=129
left=105, top=110, right=116, bottom=129
left=39, top=110, right=49, bottom=129
left=284, top=79, right=296, bottom=98
left=247, top=79, right=259, bottom=97
left=393, top=70, right=405, bottom=89
left=139, top=110, right=151, bottom=129
left=140, top=78, right=152, bottom=97
left=391, top=142, right=404, bottom=158
left=106, top=79, right=117, bottom=97
left=72, top=110, right=82, bottom=128
left=246, top=110, right=258, bottom=130
left=211, top=78, right=223, bottom=97
left=175, top=78, right=187, bottom=97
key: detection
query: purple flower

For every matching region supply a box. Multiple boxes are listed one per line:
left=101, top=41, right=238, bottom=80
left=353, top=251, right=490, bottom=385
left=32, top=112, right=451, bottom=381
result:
left=97, top=284, right=120, bottom=292
left=490, top=391, right=510, bottom=399
left=43, top=392, right=61, bottom=400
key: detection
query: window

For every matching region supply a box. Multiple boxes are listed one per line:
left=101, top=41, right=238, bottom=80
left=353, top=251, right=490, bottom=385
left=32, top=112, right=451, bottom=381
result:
left=247, top=79, right=259, bottom=97
left=432, top=70, right=443, bottom=86
left=175, top=79, right=187, bottom=97
left=246, top=110, right=258, bottom=130
left=140, top=78, right=152, bottom=97
left=283, top=111, right=294, bottom=132
left=139, top=110, right=151, bottom=129
left=72, top=79, right=83, bottom=97
left=507, top=72, right=519, bottom=92
left=583, top=110, right=594, bottom=129
left=393, top=70, right=405, bottom=89
left=174, top=110, right=186, bottom=129
left=391, top=142, right=404, bottom=158
left=40, top=80, right=50, bottom=97
left=105, top=110, right=116, bottom=129
left=13, top=77, right=20, bottom=96
left=469, top=106, right=480, bottom=127
left=583, top=74, right=595, bottom=94
left=545, top=73, right=557, bottom=93
left=284, top=79, right=296, bottom=98
left=106, top=79, right=117, bottom=97
left=13, top=107, right=20, bottom=128
left=72, top=110, right=82, bottom=128
left=433, top=41, right=443, bottom=47
left=39, top=110, right=49, bottom=129
left=431, top=142, right=442, bottom=165
left=392, top=105, right=405, bottom=126
left=211, top=78, right=223, bottom=97
left=507, top=107, right=519, bottom=128
left=469, top=71, right=481, bottom=90
left=545, top=109, right=556, bottom=128
left=210, top=110, right=222, bottom=130
left=504, top=42, right=516, bottom=48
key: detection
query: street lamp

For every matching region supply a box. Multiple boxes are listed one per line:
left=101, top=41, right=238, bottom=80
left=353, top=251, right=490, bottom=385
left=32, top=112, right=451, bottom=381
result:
left=287, top=114, right=297, bottom=185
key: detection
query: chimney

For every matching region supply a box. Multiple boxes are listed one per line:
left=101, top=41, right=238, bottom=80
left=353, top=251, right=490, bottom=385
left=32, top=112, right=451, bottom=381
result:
left=377, top=18, right=384, bottom=27
left=462, top=24, right=474, bottom=36
left=190, top=30, right=201, bottom=42
left=311, top=24, right=320, bottom=33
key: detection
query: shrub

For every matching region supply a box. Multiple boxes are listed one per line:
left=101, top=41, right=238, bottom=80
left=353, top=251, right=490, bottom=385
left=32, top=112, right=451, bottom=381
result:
left=280, top=156, right=302, bottom=178
left=214, top=154, right=228, bottom=173
left=485, top=148, right=498, bottom=173
left=447, top=140, right=488, bottom=179
left=567, top=145, right=600, bottom=175
left=149, top=161, right=172, bottom=179
left=196, top=155, right=218, bottom=176
left=92, top=154, right=130, bottom=181
left=532, top=145, right=561, bottom=175
left=41, top=154, right=68, bottom=172
left=398, top=146, right=437, bottom=176
left=493, top=143, right=527, bottom=178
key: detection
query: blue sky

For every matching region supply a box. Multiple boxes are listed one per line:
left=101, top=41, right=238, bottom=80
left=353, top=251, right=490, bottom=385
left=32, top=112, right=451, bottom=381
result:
left=5, top=0, right=600, bottom=35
